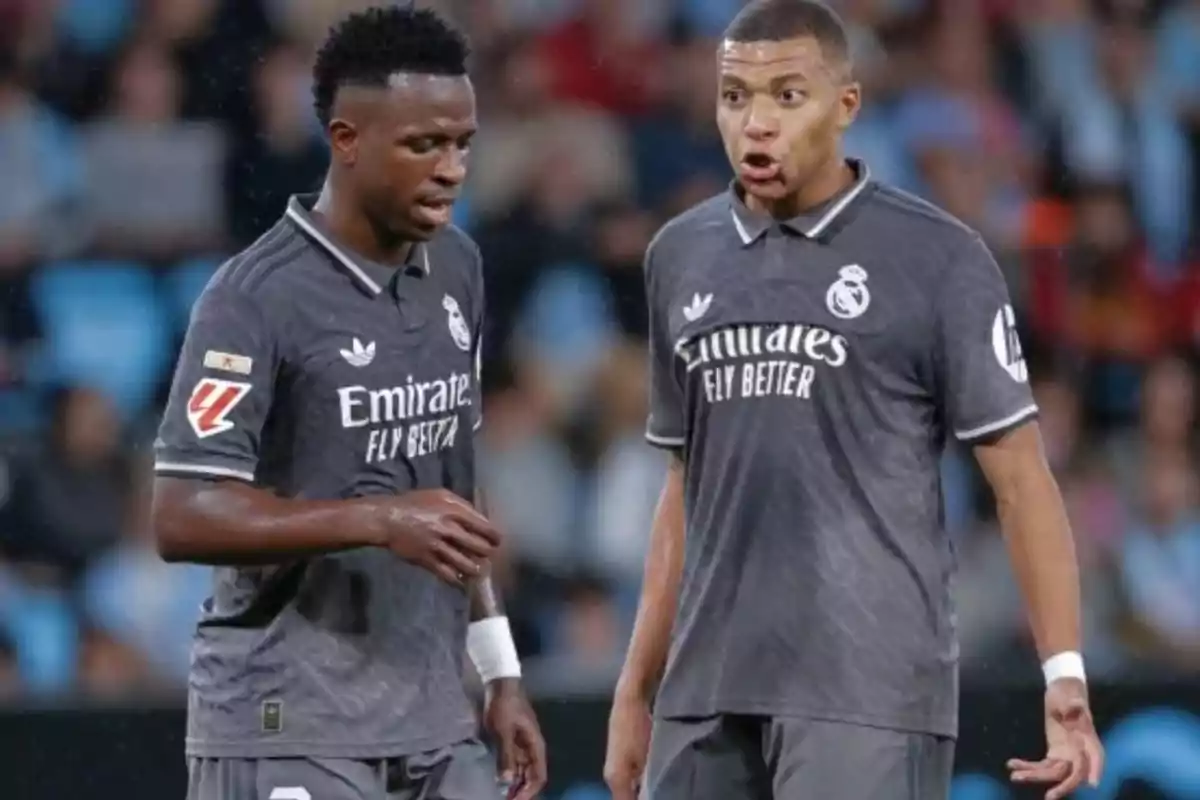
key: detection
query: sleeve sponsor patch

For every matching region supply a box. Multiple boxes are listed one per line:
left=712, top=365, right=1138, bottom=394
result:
left=203, top=350, right=253, bottom=375
left=990, top=304, right=1028, bottom=383
left=187, top=378, right=251, bottom=438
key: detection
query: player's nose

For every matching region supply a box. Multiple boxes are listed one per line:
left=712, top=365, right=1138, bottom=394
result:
left=742, top=95, right=780, bottom=140
left=742, top=113, right=779, bottom=141
left=433, top=151, right=468, bottom=186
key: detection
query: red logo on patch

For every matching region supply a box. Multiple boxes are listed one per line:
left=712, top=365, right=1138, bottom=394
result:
left=186, top=378, right=251, bottom=438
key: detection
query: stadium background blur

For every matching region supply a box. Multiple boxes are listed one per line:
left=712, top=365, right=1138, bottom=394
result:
left=1, top=0, right=1200, bottom=797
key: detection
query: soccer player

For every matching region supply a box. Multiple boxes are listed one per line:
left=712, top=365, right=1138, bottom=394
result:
left=604, top=2, right=1105, bottom=799
left=151, top=7, right=546, bottom=800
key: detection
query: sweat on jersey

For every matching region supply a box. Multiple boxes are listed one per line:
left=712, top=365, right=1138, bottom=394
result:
left=154, top=195, right=485, bottom=758
left=644, top=161, right=1037, bottom=738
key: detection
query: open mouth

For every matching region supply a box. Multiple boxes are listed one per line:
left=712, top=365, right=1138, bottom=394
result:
left=739, top=153, right=782, bottom=183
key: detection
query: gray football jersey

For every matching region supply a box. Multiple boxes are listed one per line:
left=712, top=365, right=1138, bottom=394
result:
left=644, top=162, right=1036, bottom=737
left=155, top=195, right=485, bottom=758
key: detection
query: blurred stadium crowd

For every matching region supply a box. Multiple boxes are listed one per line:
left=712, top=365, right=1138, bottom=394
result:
left=0, top=0, right=1198, bottom=698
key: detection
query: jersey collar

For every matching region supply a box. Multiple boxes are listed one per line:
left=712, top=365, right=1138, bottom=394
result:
left=728, top=158, right=873, bottom=246
left=285, top=194, right=430, bottom=296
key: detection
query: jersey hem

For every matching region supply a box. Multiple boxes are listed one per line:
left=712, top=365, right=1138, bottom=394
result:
left=184, top=719, right=478, bottom=759
left=655, top=701, right=957, bottom=739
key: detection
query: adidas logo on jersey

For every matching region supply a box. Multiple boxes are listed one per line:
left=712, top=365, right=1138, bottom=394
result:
left=340, top=338, right=376, bottom=367
left=683, top=293, right=712, bottom=322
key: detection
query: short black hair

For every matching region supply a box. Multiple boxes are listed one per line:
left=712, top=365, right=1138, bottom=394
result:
left=312, top=5, right=469, bottom=127
left=724, top=0, right=850, bottom=61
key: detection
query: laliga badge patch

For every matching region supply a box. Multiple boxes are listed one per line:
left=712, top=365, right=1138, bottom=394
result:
left=187, top=378, right=250, bottom=438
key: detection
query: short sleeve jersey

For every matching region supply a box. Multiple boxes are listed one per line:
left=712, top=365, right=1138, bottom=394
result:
left=154, top=196, right=485, bottom=758
left=645, top=161, right=1036, bottom=737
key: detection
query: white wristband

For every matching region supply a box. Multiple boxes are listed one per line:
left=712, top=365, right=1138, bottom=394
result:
left=1042, top=651, right=1086, bottom=686
left=467, top=616, right=522, bottom=683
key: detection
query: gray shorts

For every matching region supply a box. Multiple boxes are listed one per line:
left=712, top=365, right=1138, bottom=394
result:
left=186, top=739, right=499, bottom=800
left=643, top=715, right=955, bottom=800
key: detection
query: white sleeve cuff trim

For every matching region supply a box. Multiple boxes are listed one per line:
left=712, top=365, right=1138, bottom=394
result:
left=154, top=461, right=255, bottom=482
left=954, top=403, right=1039, bottom=442
left=645, top=431, right=686, bottom=446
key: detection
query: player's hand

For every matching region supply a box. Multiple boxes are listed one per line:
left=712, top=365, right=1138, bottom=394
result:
left=483, top=678, right=547, bottom=800
left=370, top=489, right=502, bottom=586
left=1007, top=678, right=1104, bottom=800
left=604, top=691, right=652, bottom=800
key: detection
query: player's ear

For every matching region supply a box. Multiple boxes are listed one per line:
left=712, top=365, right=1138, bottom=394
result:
left=328, top=118, right=360, bottom=166
left=836, top=81, right=861, bottom=131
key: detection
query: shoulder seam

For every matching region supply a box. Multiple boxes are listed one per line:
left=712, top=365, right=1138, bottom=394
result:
left=241, top=238, right=308, bottom=293
left=218, top=230, right=306, bottom=295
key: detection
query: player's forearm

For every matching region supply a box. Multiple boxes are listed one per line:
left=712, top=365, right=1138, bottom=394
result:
left=616, top=453, right=686, bottom=702
left=996, top=476, right=1082, bottom=658
left=153, top=476, right=377, bottom=565
left=468, top=485, right=504, bottom=620
left=978, top=428, right=1082, bottom=660
left=465, top=483, right=523, bottom=685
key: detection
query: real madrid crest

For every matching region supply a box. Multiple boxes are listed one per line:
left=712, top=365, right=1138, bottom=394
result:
left=443, top=294, right=472, bottom=351
left=826, top=264, right=870, bottom=320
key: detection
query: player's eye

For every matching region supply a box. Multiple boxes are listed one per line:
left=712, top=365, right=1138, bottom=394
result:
left=405, top=136, right=440, bottom=154
left=778, top=89, right=807, bottom=106
left=456, top=135, right=473, bottom=154
left=721, top=88, right=747, bottom=105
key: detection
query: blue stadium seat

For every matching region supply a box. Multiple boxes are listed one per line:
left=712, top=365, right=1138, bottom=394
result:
left=57, top=0, right=132, bottom=54
left=32, top=260, right=172, bottom=420
left=558, top=784, right=611, bottom=800
left=163, top=256, right=222, bottom=331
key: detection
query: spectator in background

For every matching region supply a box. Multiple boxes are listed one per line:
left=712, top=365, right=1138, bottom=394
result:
left=226, top=39, right=326, bottom=246
left=1118, top=447, right=1200, bottom=673
left=138, top=0, right=268, bottom=127
left=627, top=35, right=729, bottom=214
left=1108, top=354, right=1197, bottom=495
left=1157, top=0, right=1200, bottom=239
left=472, top=40, right=631, bottom=356
left=0, top=48, right=73, bottom=390
left=894, top=10, right=1031, bottom=251
left=1057, top=16, right=1192, bottom=265
left=0, top=47, right=82, bottom=269
left=0, top=386, right=139, bottom=694
left=0, top=386, right=134, bottom=585
left=583, top=342, right=664, bottom=591
left=522, top=572, right=626, bottom=693
left=589, top=202, right=654, bottom=341
left=469, top=36, right=633, bottom=221
left=1017, top=0, right=1099, bottom=122
left=81, top=456, right=211, bottom=688
left=1029, top=183, right=1173, bottom=424
left=478, top=365, right=578, bottom=577
left=7, top=0, right=115, bottom=120
left=262, top=0, right=380, bottom=48
left=536, top=0, right=665, bottom=116
left=81, top=38, right=226, bottom=263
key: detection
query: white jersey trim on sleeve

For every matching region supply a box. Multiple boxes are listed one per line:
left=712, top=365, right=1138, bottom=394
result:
left=954, top=403, right=1039, bottom=442
left=154, top=461, right=255, bottom=482
left=645, top=430, right=686, bottom=447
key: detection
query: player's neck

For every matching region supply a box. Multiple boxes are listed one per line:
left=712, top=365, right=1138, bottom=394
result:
left=748, top=158, right=855, bottom=221
left=313, top=185, right=415, bottom=266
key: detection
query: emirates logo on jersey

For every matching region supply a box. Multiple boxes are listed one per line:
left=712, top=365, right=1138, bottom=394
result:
left=187, top=378, right=251, bottom=438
